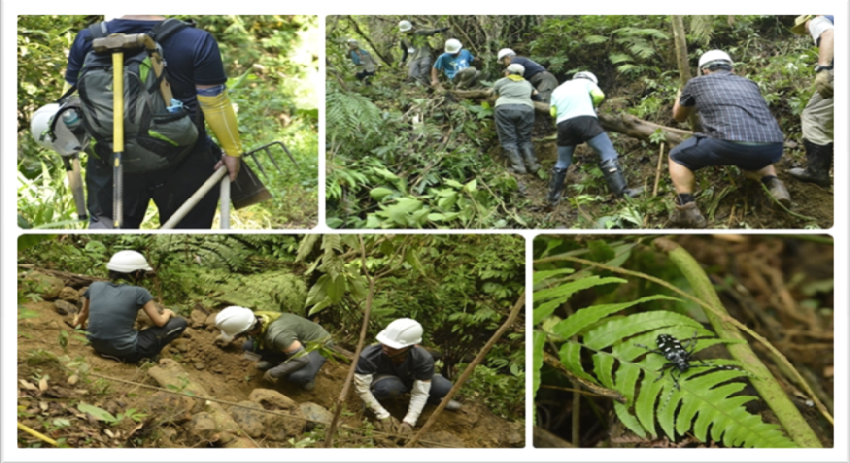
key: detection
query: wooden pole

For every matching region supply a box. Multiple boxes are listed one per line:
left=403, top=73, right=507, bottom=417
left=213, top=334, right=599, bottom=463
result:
left=404, top=290, right=526, bottom=448
left=652, top=142, right=666, bottom=197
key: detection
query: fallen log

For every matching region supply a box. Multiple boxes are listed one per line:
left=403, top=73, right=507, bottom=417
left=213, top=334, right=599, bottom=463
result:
left=148, top=359, right=257, bottom=448
left=17, top=265, right=105, bottom=288
left=447, top=89, right=692, bottom=148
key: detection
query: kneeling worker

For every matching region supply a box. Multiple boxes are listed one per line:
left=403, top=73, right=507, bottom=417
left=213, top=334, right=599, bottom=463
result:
left=354, top=318, right=461, bottom=434
left=215, top=306, right=332, bottom=391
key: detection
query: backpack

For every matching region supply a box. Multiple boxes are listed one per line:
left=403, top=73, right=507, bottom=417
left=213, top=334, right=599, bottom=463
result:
left=67, top=19, right=200, bottom=173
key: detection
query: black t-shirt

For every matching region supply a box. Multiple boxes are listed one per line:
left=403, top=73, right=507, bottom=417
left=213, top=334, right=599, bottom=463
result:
left=355, top=344, right=435, bottom=387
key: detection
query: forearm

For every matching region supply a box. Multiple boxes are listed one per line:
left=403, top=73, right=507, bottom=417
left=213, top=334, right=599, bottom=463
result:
left=817, top=29, right=834, bottom=66
left=430, top=67, right=439, bottom=83
left=197, top=85, right=243, bottom=158
left=403, top=379, right=431, bottom=426
left=354, top=373, right=390, bottom=419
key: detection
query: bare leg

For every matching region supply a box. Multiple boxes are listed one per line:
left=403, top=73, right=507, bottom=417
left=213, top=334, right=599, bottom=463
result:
left=668, top=157, right=696, bottom=194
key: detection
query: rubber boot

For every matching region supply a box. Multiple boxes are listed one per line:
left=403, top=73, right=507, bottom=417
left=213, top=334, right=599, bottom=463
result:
left=789, top=140, right=832, bottom=187
left=547, top=166, right=568, bottom=205
left=669, top=200, right=707, bottom=229
left=520, top=144, right=541, bottom=172
left=600, top=159, right=644, bottom=198
left=256, top=361, right=275, bottom=371
left=763, top=177, right=791, bottom=207
left=505, top=147, right=527, bottom=174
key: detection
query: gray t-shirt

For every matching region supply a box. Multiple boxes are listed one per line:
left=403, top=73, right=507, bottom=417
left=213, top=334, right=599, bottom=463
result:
left=83, top=282, right=153, bottom=357
left=494, top=77, right=535, bottom=108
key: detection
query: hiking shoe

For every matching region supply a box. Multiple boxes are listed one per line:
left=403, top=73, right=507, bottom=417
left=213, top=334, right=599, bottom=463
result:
left=669, top=201, right=707, bottom=229
left=256, top=361, right=275, bottom=371
left=302, top=379, right=316, bottom=392
left=444, top=399, right=462, bottom=411
left=764, top=177, right=791, bottom=207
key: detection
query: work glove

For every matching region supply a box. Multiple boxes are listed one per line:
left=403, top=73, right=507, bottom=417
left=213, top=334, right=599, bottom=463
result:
left=815, top=70, right=834, bottom=99
left=376, top=416, right=401, bottom=433
left=263, top=367, right=284, bottom=384
left=397, top=422, right=414, bottom=434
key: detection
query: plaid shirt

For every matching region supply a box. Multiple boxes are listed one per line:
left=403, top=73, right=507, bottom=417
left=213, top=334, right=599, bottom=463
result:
left=680, top=71, right=784, bottom=143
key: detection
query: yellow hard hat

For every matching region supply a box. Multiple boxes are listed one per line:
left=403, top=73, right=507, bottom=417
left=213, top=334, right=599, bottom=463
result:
left=791, top=15, right=815, bottom=35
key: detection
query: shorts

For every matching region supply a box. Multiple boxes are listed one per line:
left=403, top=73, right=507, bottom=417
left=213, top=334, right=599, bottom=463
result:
left=556, top=116, right=604, bottom=147
left=669, top=135, right=783, bottom=171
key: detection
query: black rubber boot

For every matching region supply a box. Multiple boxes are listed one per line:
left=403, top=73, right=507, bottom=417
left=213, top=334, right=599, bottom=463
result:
left=505, top=147, right=526, bottom=174
left=600, top=159, right=644, bottom=198
left=520, top=144, right=541, bottom=172
left=547, top=167, right=568, bottom=204
left=789, top=140, right=833, bottom=187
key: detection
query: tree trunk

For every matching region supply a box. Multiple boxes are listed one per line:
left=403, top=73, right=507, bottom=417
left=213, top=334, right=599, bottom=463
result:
left=671, top=15, right=702, bottom=132
left=448, top=89, right=692, bottom=148
left=345, top=16, right=394, bottom=67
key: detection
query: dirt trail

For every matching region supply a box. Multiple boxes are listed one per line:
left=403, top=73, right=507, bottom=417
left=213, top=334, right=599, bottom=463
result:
left=15, top=275, right=523, bottom=449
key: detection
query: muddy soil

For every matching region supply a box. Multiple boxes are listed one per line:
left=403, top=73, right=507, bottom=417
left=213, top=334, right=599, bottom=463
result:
left=16, top=278, right=523, bottom=449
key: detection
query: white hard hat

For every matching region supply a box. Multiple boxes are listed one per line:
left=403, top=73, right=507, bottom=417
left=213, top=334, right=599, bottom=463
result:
left=346, top=38, right=359, bottom=47
left=215, top=306, right=257, bottom=340
left=497, top=48, right=515, bottom=61
left=573, top=71, right=598, bottom=85
left=444, top=38, right=462, bottom=54
left=106, top=250, right=153, bottom=273
left=507, top=64, right=525, bottom=75
left=698, top=49, right=733, bottom=70
left=376, top=318, right=423, bottom=349
left=31, top=102, right=90, bottom=156
left=31, top=103, right=61, bottom=151
left=399, top=20, right=412, bottom=32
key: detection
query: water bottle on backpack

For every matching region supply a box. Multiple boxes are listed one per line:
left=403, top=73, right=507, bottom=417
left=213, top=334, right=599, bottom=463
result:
left=62, top=109, right=83, bottom=132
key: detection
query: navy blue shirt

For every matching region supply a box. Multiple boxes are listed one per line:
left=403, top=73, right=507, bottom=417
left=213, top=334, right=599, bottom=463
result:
left=509, top=56, right=546, bottom=79
left=679, top=70, right=783, bottom=143
left=65, top=18, right=228, bottom=136
left=355, top=344, right=435, bottom=387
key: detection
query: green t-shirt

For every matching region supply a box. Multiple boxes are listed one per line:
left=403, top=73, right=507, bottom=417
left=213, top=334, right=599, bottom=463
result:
left=263, top=313, right=331, bottom=355
left=494, top=77, right=535, bottom=108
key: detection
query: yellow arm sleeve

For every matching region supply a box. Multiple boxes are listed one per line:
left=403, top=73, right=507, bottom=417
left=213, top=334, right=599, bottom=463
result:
left=197, top=90, right=243, bottom=157
left=549, top=104, right=557, bottom=118
left=590, top=89, right=605, bottom=108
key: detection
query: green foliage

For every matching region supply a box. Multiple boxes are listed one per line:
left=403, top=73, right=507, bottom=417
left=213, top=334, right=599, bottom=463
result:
left=17, top=15, right=318, bottom=229
left=534, top=238, right=799, bottom=447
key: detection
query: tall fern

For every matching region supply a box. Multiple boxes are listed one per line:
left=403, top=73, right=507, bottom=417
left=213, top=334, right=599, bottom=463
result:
left=534, top=272, right=798, bottom=448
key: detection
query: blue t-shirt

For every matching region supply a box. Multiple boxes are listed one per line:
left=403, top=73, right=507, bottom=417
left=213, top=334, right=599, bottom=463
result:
left=433, top=49, right=475, bottom=80
left=509, top=56, right=546, bottom=79
left=65, top=19, right=228, bottom=136
left=83, top=282, right=153, bottom=357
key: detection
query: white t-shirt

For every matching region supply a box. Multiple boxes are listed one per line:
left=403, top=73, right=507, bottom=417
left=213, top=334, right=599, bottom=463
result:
left=549, top=79, right=600, bottom=124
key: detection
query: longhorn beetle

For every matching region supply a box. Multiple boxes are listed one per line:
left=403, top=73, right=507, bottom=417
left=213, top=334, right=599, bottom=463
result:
left=635, top=331, right=747, bottom=391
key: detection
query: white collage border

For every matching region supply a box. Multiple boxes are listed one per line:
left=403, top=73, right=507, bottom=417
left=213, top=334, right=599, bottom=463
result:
left=1, top=2, right=846, bottom=462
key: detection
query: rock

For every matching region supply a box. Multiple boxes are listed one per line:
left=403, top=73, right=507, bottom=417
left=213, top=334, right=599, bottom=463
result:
left=58, top=287, right=79, bottom=303
left=143, top=392, right=194, bottom=424
left=228, top=400, right=267, bottom=438
left=135, top=310, right=155, bottom=330
left=299, top=401, right=333, bottom=430
left=187, top=411, right=217, bottom=439
left=172, top=339, right=189, bottom=353
left=25, top=271, right=64, bottom=299
left=194, top=363, right=205, bottom=370
left=77, top=286, right=88, bottom=297
left=212, top=364, right=224, bottom=374
left=204, top=313, right=218, bottom=329
left=247, top=389, right=305, bottom=438
left=54, top=300, right=76, bottom=316
left=190, top=309, right=207, bottom=327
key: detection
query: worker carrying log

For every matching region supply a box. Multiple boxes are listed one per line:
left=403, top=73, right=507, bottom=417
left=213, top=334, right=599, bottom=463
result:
left=493, top=63, right=544, bottom=174
left=548, top=71, right=644, bottom=205
left=398, top=20, right=449, bottom=85
left=787, top=15, right=834, bottom=187
left=496, top=48, right=559, bottom=103
left=668, top=49, right=791, bottom=228
left=431, top=39, right=479, bottom=89
left=215, top=306, right=333, bottom=391
left=354, top=318, right=462, bottom=435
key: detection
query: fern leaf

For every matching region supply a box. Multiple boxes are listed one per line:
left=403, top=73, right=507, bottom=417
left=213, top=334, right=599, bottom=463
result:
left=609, top=53, right=634, bottom=65
left=533, top=276, right=627, bottom=324
left=551, top=295, right=682, bottom=340
left=584, top=34, right=608, bottom=44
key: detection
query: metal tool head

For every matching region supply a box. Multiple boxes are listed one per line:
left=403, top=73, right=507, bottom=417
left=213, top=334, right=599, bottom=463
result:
left=242, top=140, right=299, bottom=181
left=231, top=160, right=272, bottom=209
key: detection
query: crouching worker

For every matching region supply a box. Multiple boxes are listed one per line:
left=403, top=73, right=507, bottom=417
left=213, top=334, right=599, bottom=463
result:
left=72, top=251, right=187, bottom=363
left=354, top=318, right=461, bottom=435
left=215, top=306, right=332, bottom=391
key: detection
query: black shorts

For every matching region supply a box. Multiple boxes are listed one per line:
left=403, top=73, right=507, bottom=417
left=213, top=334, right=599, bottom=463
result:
left=556, top=116, right=604, bottom=147
left=669, top=135, right=783, bottom=171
